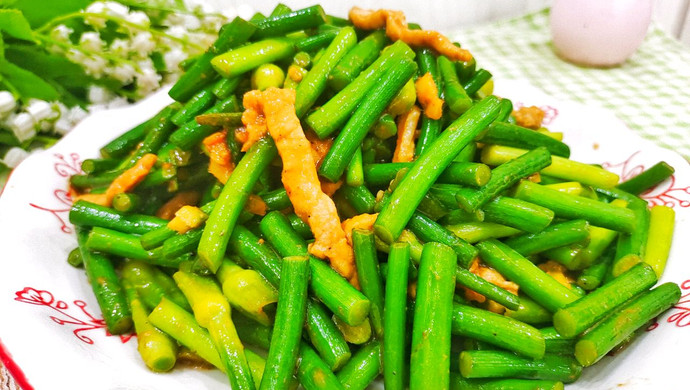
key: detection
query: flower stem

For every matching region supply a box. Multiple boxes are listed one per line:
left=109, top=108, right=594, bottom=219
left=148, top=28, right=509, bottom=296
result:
left=37, top=12, right=206, bottom=52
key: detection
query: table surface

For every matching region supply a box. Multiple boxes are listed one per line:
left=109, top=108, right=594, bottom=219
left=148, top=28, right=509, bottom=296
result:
left=452, top=9, right=690, bottom=160
left=3, top=6, right=690, bottom=390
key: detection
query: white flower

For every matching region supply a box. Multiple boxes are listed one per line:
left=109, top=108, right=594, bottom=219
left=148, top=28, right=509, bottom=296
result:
left=125, top=11, right=150, bottom=30
left=109, top=38, right=130, bottom=57
left=163, top=48, right=186, bottom=72
left=103, top=1, right=129, bottom=18
left=88, top=85, right=115, bottom=104
left=67, top=106, right=88, bottom=124
left=135, top=68, right=161, bottom=97
left=88, top=103, right=107, bottom=112
left=53, top=117, right=73, bottom=135
left=182, top=15, right=201, bottom=30
left=2, top=147, right=30, bottom=169
left=66, top=48, right=87, bottom=65
left=40, top=121, right=53, bottom=131
left=85, top=1, right=106, bottom=14
left=185, top=0, right=215, bottom=15
left=163, top=13, right=185, bottom=27
left=7, top=113, right=36, bottom=142
left=84, top=2, right=107, bottom=28
left=166, top=25, right=187, bottom=39
left=79, top=32, right=104, bottom=52
left=107, top=97, right=129, bottom=109
left=25, top=100, right=53, bottom=122
left=81, top=56, right=108, bottom=78
left=0, top=91, right=16, bottom=116
left=237, top=4, right=255, bottom=20
left=131, top=32, right=155, bottom=57
left=50, top=25, right=73, bottom=42
left=137, top=58, right=156, bottom=72
left=202, top=15, right=226, bottom=33
left=107, top=63, right=136, bottom=84
left=187, top=32, right=214, bottom=51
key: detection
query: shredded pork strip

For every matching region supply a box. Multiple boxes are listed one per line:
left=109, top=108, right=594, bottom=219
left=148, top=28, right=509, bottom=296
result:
left=466, top=258, right=520, bottom=314
left=74, top=153, right=157, bottom=207
left=349, top=7, right=472, bottom=62
left=513, top=105, right=546, bottom=130
left=203, top=130, right=235, bottom=184
left=393, top=105, right=421, bottom=163
left=342, top=213, right=379, bottom=245
left=415, top=72, right=444, bottom=120
left=242, top=87, right=356, bottom=280
left=156, top=191, right=201, bottom=220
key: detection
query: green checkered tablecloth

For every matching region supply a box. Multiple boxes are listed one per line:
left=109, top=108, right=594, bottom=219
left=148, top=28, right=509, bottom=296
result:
left=451, top=9, right=690, bottom=159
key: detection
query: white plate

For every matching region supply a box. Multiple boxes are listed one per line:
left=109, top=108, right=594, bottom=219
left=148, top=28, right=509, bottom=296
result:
left=0, top=80, right=689, bottom=390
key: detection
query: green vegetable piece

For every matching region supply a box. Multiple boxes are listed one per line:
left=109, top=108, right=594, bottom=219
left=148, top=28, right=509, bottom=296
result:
left=512, top=181, right=637, bottom=233
left=374, top=96, right=501, bottom=244
left=410, top=243, right=457, bottom=390
left=352, top=229, right=385, bottom=339
left=253, top=5, right=327, bottom=39
left=463, top=69, right=492, bottom=96
left=171, top=87, right=216, bottom=126
left=251, top=64, right=286, bottom=91
left=169, top=17, right=256, bottom=101
left=217, top=259, right=278, bottom=326
left=198, top=137, right=277, bottom=273
left=363, top=162, right=491, bottom=188
left=329, top=30, right=386, bottom=91
left=438, top=55, right=473, bottom=115
left=455, top=267, right=520, bottom=311
left=554, top=263, right=658, bottom=337
left=476, top=239, right=580, bottom=312
left=451, top=303, right=545, bottom=359
left=174, top=271, right=255, bottom=389
left=459, top=351, right=581, bottom=383
left=121, top=260, right=190, bottom=311
left=383, top=243, right=410, bottom=390
left=76, top=229, right=132, bottom=335
left=481, top=196, right=555, bottom=234
left=258, top=211, right=371, bottom=326
left=70, top=200, right=166, bottom=235
left=306, top=40, right=415, bottom=138
left=481, top=145, right=619, bottom=188
left=407, top=212, right=477, bottom=268
left=319, top=58, right=417, bottom=181
left=617, top=161, right=674, bottom=195
left=504, top=219, right=590, bottom=257
left=415, top=48, right=444, bottom=156
left=335, top=341, right=381, bottom=390
left=295, top=27, right=357, bottom=118
left=212, top=38, right=297, bottom=79
left=297, top=343, right=345, bottom=390
left=455, top=147, right=552, bottom=213
left=123, top=281, right=177, bottom=372
left=260, top=256, right=309, bottom=390
left=644, top=205, right=675, bottom=278
left=574, top=283, right=680, bottom=366
left=478, top=122, right=571, bottom=158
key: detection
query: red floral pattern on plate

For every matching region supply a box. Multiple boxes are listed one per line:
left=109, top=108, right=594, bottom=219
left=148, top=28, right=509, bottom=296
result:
left=14, top=287, right=133, bottom=345
left=648, top=280, right=690, bottom=331
left=28, top=153, right=82, bottom=234
left=603, top=151, right=690, bottom=208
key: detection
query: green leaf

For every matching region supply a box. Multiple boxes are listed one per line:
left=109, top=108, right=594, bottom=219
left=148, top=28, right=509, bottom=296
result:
left=0, top=58, right=59, bottom=101
left=4, top=45, right=93, bottom=89
left=0, top=9, right=35, bottom=41
left=13, top=0, right=91, bottom=28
